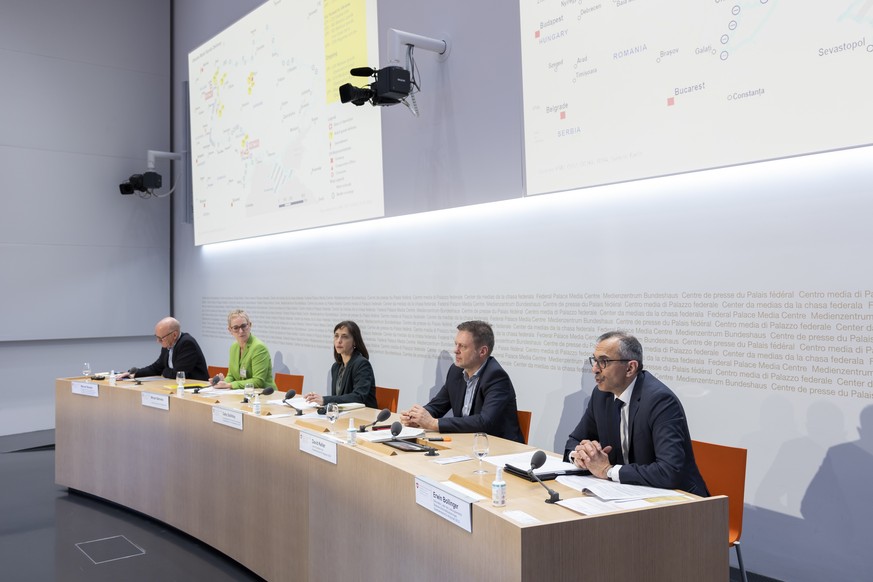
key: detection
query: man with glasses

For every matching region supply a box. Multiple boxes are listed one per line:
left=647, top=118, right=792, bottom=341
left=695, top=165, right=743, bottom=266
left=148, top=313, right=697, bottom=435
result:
left=564, top=331, right=708, bottom=495
left=117, top=317, right=209, bottom=381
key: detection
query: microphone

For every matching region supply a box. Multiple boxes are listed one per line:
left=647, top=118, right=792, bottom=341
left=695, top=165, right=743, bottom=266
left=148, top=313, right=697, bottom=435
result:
left=282, top=389, right=302, bottom=416
left=210, top=375, right=220, bottom=386
left=349, top=66, right=376, bottom=77
left=260, top=387, right=275, bottom=396
left=128, top=366, right=138, bottom=375
left=390, top=421, right=403, bottom=439
left=360, top=408, right=391, bottom=432
left=528, top=450, right=561, bottom=504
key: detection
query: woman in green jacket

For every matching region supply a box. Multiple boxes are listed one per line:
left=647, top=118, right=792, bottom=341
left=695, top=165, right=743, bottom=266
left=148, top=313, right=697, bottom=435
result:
left=213, top=309, right=276, bottom=390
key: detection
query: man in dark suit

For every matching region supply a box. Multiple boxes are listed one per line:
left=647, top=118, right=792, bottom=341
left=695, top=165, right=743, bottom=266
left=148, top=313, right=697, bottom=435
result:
left=565, top=331, right=708, bottom=495
left=401, top=321, right=524, bottom=443
left=117, top=317, right=209, bottom=381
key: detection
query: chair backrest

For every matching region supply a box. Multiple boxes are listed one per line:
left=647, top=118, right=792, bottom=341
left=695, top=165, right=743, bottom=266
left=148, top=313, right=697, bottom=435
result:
left=374, top=386, right=400, bottom=413
left=274, top=373, right=304, bottom=393
left=516, top=410, right=532, bottom=445
left=207, top=365, right=228, bottom=378
left=691, top=440, right=747, bottom=545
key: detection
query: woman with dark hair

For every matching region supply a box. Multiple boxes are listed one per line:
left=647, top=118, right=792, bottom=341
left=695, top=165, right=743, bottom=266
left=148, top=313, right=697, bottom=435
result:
left=304, top=321, right=377, bottom=408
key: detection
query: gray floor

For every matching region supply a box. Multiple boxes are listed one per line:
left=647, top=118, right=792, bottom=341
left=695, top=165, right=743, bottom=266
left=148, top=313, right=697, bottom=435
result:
left=0, top=430, right=263, bottom=582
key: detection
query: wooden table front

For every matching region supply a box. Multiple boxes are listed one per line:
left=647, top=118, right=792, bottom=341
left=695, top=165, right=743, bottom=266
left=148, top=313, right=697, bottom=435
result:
left=55, top=378, right=728, bottom=581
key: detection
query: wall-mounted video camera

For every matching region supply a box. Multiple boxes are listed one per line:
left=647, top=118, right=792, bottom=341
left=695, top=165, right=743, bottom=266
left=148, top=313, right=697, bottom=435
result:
left=119, top=172, right=162, bottom=195
left=338, top=66, right=411, bottom=107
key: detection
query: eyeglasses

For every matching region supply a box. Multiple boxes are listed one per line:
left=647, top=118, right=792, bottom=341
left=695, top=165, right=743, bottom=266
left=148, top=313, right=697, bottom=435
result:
left=230, top=323, right=250, bottom=332
left=588, top=356, right=632, bottom=369
left=155, top=331, right=175, bottom=342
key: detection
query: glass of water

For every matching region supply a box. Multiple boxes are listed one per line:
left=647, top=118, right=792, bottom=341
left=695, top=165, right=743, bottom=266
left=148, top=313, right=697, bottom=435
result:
left=244, top=383, right=255, bottom=404
left=82, top=362, right=91, bottom=378
left=472, top=433, right=490, bottom=474
left=326, top=402, right=340, bottom=433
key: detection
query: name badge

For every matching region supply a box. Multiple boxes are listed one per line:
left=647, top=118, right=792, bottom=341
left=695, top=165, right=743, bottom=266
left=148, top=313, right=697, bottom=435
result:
left=141, top=392, right=170, bottom=410
left=414, top=476, right=474, bottom=532
left=212, top=406, right=244, bottom=430
left=72, top=382, right=99, bottom=397
left=299, top=431, right=338, bottom=464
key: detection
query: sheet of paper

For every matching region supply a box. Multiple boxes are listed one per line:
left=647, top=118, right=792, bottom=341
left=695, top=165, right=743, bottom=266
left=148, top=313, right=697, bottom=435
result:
left=357, top=426, right=424, bottom=443
left=557, top=496, right=624, bottom=516
left=273, top=396, right=313, bottom=411
left=502, top=510, right=542, bottom=525
left=434, top=455, right=473, bottom=465
left=440, top=480, right=486, bottom=501
left=555, top=475, right=680, bottom=501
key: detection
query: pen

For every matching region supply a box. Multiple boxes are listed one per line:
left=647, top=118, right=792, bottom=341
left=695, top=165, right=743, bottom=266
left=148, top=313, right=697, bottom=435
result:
left=372, top=425, right=392, bottom=431
left=425, top=437, right=451, bottom=442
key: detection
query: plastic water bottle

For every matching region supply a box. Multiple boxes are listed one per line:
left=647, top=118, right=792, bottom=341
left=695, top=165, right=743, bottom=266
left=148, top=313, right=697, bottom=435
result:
left=492, top=466, right=506, bottom=507
left=109, top=370, right=117, bottom=386
left=252, top=393, right=261, bottom=415
left=347, top=417, right=357, bottom=446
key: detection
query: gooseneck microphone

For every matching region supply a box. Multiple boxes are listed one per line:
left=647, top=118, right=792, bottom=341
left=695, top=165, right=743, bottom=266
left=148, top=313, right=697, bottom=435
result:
left=210, top=375, right=221, bottom=386
left=128, top=366, right=138, bottom=375
left=529, top=450, right=561, bottom=504
left=260, top=387, right=275, bottom=396
left=390, top=421, right=403, bottom=439
left=360, top=408, right=391, bottom=432
left=282, top=389, right=303, bottom=416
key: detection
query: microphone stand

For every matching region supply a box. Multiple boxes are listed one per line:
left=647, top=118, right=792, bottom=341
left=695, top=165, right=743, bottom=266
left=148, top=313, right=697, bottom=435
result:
left=528, top=469, right=561, bottom=503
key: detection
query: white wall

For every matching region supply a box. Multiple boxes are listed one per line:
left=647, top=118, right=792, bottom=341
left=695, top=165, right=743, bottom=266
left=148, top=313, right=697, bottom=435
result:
left=0, top=0, right=171, bottom=434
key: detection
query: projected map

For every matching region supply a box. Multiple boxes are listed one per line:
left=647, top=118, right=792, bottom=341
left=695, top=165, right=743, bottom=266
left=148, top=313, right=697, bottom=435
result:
left=521, top=0, right=873, bottom=195
left=189, top=0, right=382, bottom=245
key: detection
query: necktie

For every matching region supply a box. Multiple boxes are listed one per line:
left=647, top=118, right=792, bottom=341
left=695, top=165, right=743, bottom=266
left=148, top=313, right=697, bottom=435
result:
left=609, top=398, right=624, bottom=465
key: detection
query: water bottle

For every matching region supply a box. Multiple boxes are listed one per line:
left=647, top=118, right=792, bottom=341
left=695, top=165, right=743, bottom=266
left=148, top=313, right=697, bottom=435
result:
left=109, top=370, right=117, bottom=386
left=492, top=466, right=506, bottom=507
left=252, top=393, right=261, bottom=415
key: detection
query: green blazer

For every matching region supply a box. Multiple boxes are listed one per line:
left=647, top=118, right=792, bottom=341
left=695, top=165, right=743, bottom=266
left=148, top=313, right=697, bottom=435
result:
left=226, top=334, right=276, bottom=390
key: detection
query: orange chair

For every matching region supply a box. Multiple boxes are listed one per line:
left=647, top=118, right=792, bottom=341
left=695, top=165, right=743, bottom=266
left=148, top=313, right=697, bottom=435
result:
left=691, top=440, right=748, bottom=582
left=274, top=373, right=304, bottom=393
left=374, top=386, right=400, bottom=413
left=516, top=410, right=532, bottom=445
left=207, top=365, right=228, bottom=378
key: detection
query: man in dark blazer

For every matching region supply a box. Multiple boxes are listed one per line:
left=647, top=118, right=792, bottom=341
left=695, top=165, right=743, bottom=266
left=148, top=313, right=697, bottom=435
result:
left=402, top=321, right=525, bottom=443
left=565, top=331, right=708, bottom=495
left=117, top=317, right=209, bottom=381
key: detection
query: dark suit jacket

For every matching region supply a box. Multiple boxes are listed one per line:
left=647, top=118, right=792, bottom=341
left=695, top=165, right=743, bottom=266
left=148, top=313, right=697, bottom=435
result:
left=564, top=370, right=709, bottom=495
left=136, top=332, right=209, bottom=381
left=325, top=351, right=377, bottom=408
left=425, top=356, right=524, bottom=443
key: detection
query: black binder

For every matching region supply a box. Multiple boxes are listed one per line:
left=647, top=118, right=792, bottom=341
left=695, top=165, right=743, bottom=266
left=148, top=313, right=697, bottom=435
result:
left=503, top=464, right=587, bottom=482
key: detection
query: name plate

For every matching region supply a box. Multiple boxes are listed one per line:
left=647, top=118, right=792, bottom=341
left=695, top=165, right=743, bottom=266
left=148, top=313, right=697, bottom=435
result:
left=212, top=406, right=244, bottom=430
left=71, top=382, right=99, bottom=397
left=414, top=476, right=474, bottom=532
left=141, top=392, right=170, bottom=410
left=299, top=431, right=338, bottom=464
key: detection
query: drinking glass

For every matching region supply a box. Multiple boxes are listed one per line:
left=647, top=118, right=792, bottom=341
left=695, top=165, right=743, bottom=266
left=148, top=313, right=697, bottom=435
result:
left=244, top=383, right=255, bottom=404
left=472, top=433, right=490, bottom=474
left=176, top=371, right=186, bottom=388
left=82, top=362, right=91, bottom=378
left=326, top=402, right=340, bottom=433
